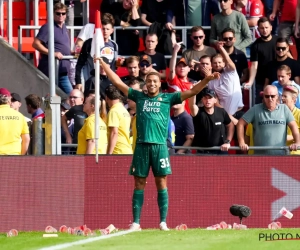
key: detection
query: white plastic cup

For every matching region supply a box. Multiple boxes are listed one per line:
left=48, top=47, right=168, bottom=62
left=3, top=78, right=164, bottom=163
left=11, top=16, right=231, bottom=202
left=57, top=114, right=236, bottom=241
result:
left=233, top=223, right=247, bottom=230
left=279, top=207, right=293, bottom=219
left=207, top=224, right=221, bottom=230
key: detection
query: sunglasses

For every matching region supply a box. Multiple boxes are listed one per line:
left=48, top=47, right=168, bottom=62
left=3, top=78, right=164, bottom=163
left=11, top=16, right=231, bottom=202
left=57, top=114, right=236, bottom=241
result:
left=139, top=63, right=150, bottom=68
left=223, top=37, right=233, bottom=41
left=69, top=96, right=80, bottom=99
left=193, top=36, right=204, bottom=40
left=276, top=47, right=287, bottom=51
left=55, top=12, right=66, bottom=16
left=218, top=0, right=229, bottom=2
left=264, top=95, right=276, bottom=99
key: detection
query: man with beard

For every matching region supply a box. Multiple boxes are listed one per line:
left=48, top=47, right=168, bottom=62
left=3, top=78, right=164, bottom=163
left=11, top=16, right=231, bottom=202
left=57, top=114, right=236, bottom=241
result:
left=244, top=17, right=277, bottom=104
left=221, top=28, right=249, bottom=85
left=264, top=38, right=300, bottom=86
left=208, top=42, right=244, bottom=123
left=237, top=85, right=300, bottom=155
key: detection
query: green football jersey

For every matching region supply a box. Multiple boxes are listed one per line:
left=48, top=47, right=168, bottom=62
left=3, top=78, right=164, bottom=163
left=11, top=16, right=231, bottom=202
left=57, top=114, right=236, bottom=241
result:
left=128, top=88, right=182, bottom=144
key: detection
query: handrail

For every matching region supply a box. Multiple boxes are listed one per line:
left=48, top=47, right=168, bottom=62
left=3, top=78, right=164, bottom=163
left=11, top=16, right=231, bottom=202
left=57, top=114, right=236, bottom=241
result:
left=18, top=25, right=83, bottom=54
left=61, top=144, right=292, bottom=155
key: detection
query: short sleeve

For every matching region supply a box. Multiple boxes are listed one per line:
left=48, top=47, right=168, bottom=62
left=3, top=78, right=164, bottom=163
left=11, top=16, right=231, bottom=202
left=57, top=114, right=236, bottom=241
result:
left=128, top=88, right=143, bottom=102
left=242, top=106, right=255, bottom=124
left=36, top=24, right=49, bottom=44
left=284, top=105, right=295, bottom=124
left=108, top=110, right=120, bottom=128
left=250, top=42, right=258, bottom=62
left=184, top=115, right=194, bottom=135
left=21, top=117, right=29, bottom=134
left=85, top=120, right=95, bottom=140
left=250, top=1, right=263, bottom=17
left=223, top=109, right=231, bottom=126
left=65, top=107, right=75, bottom=120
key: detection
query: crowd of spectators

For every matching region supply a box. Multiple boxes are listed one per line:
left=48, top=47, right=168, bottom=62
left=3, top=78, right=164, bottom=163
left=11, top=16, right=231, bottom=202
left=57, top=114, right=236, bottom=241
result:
left=2, top=0, right=300, bottom=155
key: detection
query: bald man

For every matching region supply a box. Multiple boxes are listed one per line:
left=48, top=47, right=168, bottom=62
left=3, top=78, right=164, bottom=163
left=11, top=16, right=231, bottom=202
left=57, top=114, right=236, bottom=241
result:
left=61, top=89, right=87, bottom=144
left=237, top=85, right=300, bottom=155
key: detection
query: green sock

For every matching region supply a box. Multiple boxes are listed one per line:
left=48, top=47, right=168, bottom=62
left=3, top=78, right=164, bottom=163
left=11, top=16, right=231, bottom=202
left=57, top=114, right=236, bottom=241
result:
left=132, top=189, right=144, bottom=224
left=157, top=188, right=168, bottom=223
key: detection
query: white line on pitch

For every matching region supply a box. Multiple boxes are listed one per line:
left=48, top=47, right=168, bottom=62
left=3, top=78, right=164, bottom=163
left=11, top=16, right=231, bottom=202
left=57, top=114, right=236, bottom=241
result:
left=38, top=230, right=137, bottom=250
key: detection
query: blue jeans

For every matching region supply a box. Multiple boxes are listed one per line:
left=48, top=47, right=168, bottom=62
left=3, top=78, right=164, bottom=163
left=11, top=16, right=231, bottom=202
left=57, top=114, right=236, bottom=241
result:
left=59, top=75, right=73, bottom=95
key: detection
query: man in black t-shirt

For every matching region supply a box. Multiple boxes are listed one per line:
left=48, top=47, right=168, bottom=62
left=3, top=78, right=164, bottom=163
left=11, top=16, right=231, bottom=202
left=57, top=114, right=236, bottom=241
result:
left=188, top=88, right=234, bottom=154
left=264, top=38, right=300, bottom=86
left=245, top=17, right=277, bottom=104
left=136, top=33, right=167, bottom=79
left=61, top=89, right=87, bottom=144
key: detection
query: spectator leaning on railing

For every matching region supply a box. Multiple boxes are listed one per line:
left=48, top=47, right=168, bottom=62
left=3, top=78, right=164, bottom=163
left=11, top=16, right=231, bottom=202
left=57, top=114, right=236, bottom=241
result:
left=0, top=88, right=30, bottom=155
left=32, top=3, right=73, bottom=95
left=237, top=85, right=300, bottom=155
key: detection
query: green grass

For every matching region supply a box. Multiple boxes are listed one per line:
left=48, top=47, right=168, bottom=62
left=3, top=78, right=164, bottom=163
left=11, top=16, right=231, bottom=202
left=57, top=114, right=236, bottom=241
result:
left=1, top=229, right=300, bottom=250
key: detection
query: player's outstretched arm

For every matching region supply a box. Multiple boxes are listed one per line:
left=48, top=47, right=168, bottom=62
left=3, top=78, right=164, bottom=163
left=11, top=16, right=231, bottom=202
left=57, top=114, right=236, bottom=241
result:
left=181, top=72, right=220, bottom=101
left=97, top=57, right=129, bottom=96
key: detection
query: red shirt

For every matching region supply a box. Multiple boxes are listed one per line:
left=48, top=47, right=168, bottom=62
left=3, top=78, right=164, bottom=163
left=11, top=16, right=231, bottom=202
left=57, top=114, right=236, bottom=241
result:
left=280, top=0, right=297, bottom=22
left=232, top=0, right=264, bottom=38
left=168, top=75, right=193, bottom=114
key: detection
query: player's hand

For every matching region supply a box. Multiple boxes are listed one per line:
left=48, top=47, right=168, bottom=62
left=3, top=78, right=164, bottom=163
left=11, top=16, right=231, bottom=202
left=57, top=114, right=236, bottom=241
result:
left=165, top=22, right=173, bottom=30
left=269, top=13, right=276, bottom=21
left=290, top=143, right=300, bottom=151
left=220, top=143, right=230, bottom=151
left=207, top=72, right=220, bottom=80
left=239, top=143, right=249, bottom=151
left=55, top=52, right=64, bottom=60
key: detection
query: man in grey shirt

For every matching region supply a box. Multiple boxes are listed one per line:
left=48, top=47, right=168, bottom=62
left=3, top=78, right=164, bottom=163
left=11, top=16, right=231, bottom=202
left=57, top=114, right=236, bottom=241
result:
left=237, top=85, right=300, bottom=155
left=210, top=0, right=252, bottom=54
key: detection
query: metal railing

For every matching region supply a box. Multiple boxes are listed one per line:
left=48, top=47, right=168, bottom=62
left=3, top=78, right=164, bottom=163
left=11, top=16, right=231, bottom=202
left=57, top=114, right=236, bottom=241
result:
left=61, top=144, right=292, bottom=155
left=18, top=25, right=83, bottom=54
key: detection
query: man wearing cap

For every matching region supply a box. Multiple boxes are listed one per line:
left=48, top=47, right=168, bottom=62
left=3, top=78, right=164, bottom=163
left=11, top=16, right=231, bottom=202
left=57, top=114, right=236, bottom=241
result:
left=139, top=55, right=157, bottom=82
left=282, top=86, right=300, bottom=155
left=272, top=65, right=300, bottom=108
left=0, top=88, right=30, bottom=155
left=237, top=85, right=300, bottom=155
left=168, top=43, right=194, bottom=114
left=10, top=93, right=31, bottom=122
left=189, top=87, right=234, bottom=154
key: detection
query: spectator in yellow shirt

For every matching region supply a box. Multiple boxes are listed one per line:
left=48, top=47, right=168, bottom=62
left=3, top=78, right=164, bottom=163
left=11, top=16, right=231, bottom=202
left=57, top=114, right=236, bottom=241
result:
left=76, top=96, right=107, bottom=154
left=105, top=85, right=133, bottom=154
left=282, top=86, right=300, bottom=155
